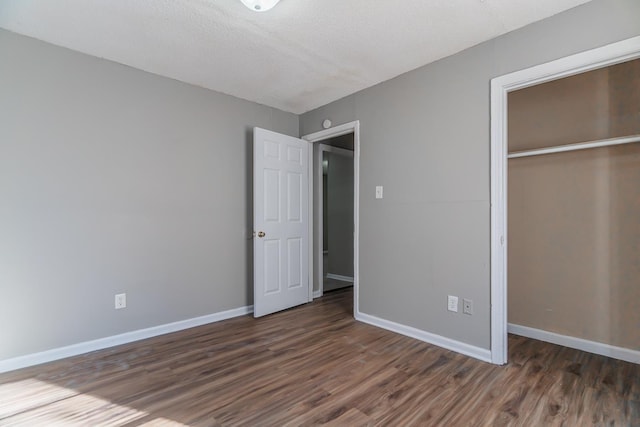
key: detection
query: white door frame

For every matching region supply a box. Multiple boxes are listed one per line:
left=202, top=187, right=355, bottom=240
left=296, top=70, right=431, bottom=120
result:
left=490, top=36, right=640, bottom=365
left=316, top=143, right=355, bottom=297
left=303, top=121, right=360, bottom=315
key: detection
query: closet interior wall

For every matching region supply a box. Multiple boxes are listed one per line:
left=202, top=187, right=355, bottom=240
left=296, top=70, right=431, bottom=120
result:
left=507, top=59, right=640, bottom=351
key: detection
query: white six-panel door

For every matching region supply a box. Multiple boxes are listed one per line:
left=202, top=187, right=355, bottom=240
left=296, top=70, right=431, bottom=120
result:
left=253, top=127, right=309, bottom=317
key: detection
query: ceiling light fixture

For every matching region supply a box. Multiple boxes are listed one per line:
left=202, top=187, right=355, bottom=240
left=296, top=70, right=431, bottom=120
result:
left=240, top=0, right=280, bottom=12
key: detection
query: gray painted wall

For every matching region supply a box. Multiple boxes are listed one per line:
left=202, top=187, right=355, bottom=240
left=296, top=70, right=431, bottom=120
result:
left=0, top=29, right=298, bottom=360
left=326, top=152, right=354, bottom=278
left=300, top=0, right=640, bottom=349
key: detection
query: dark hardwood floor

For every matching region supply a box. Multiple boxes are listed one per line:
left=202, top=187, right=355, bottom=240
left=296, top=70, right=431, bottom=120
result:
left=1, top=288, right=638, bottom=426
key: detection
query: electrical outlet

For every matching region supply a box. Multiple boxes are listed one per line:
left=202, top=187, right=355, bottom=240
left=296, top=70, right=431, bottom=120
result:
left=447, top=295, right=458, bottom=312
left=463, top=298, right=473, bottom=315
left=115, top=293, right=126, bottom=309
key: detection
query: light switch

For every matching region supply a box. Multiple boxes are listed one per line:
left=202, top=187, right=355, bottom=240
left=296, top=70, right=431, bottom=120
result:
left=447, top=295, right=458, bottom=312
left=375, top=186, right=383, bottom=199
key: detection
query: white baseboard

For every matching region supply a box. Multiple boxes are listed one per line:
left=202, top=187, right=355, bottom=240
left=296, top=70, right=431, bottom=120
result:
left=508, top=323, right=640, bottom=364
left=0, top=305, right=254, bottom=374
left=325, top=273, right=354, bottom=283
left=356, top=311, right=492, bottom=363
left=313, top=290, right=322, bottom=299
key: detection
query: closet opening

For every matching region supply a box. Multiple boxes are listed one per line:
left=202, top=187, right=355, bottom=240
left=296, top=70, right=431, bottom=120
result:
left=490, top=36, right=640, bottom=365
left=507, top=58, right=640, bottom=361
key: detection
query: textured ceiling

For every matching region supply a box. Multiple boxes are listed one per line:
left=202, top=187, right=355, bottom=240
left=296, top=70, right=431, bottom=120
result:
left=0, top=0, right=591, bottom=114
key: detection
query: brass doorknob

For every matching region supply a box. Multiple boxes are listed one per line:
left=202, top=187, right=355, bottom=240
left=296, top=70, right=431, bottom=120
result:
left=257, top=231, right=266, bottom=238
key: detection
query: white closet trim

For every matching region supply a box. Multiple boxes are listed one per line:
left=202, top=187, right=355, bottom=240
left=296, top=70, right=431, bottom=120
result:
left=508, top=134, right=640, bottom=159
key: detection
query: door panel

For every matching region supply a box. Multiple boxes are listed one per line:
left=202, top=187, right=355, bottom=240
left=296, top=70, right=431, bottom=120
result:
left=287, top=172, right=302, bottom=221
left=288, top=238, right=302, bottom=289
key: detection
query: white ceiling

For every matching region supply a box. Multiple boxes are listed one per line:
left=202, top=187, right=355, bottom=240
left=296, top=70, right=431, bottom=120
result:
left=0, top=0, right=591, bottom=114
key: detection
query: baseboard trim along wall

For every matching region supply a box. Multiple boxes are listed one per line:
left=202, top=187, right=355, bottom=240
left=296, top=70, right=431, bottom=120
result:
left=508, top=323, right=640, bottom=364
left=356, top=311, right=492, bottom=363
left=313, top=290, right=322, bottom=299
left=325, top=273, right=354, bottom=282
left=0, top=305, right=254, bottom=374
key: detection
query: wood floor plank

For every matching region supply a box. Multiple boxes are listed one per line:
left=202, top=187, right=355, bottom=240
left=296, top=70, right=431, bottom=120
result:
left=1, top=288, right=638, bottom=426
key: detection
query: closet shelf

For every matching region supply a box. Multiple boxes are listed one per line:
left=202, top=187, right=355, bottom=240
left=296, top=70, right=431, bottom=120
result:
left=508, top=134, right=640, bottom=159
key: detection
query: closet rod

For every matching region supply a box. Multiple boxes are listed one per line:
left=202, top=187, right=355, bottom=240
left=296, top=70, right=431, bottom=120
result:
left=508, top=134, right=640, bottom=159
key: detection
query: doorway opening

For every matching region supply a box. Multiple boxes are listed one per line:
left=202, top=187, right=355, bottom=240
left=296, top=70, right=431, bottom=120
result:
left=490, top=36, right=640, bottom=365
left=303, top=121, right=360, bottom=317
left=319, top=138, right=354, bottom=294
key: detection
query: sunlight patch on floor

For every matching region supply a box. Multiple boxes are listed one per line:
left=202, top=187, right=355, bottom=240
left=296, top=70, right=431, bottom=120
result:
left=0, top=379, right=188, bottom=426
left=138, top=418, right=191, bottom=426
